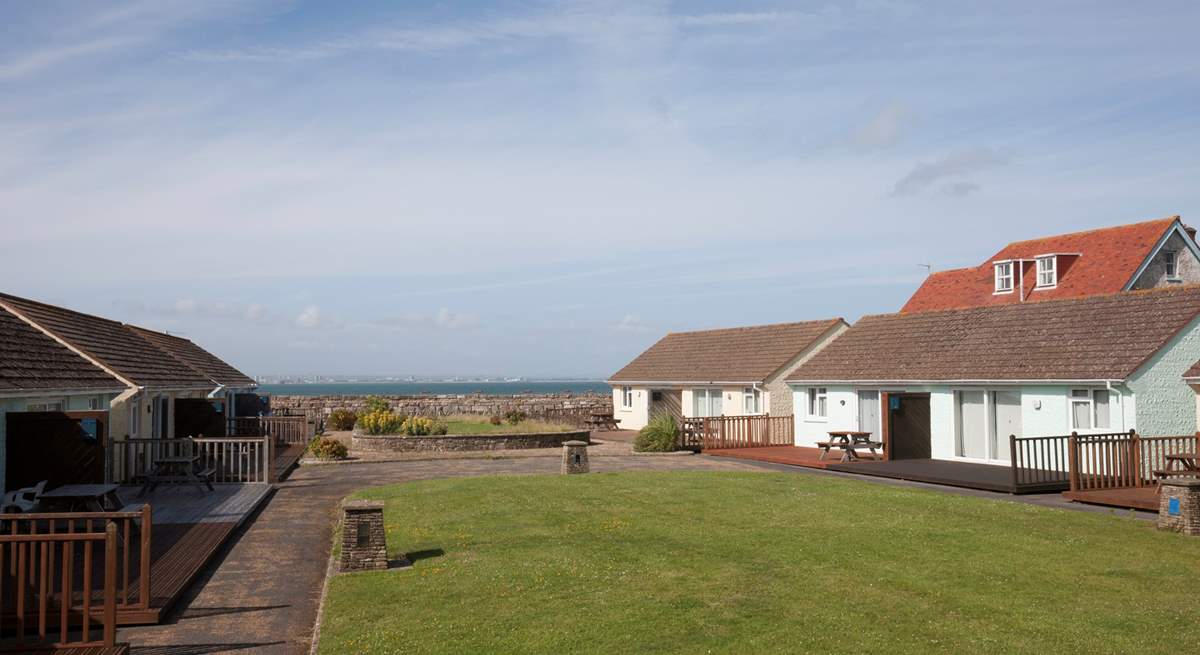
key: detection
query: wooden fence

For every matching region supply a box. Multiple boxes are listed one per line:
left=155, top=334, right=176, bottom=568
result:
left=696, top=415, right=794, bottom=450
left=1009, top=434, right=1072, bottom=489
left=0, top=521, right=122, bottom=649
left=1068, top=431, right=1200, bottom=492
left=107, top=436, right=272, bottom=485
left=679, top=418, right=705, bottom=451
left=229, top=415, right=312, bottom=445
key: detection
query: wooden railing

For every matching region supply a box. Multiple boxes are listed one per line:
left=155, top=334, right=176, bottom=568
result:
left=679, top=418, right=705, bottom=451
left=2, top=507, right=152, bottom=618
left=229, top=415, right=312, bottom=445
left=699, top=415, right=794, bottom=450
left=0, top=521, right=122, bottom=649
left=1068, top=431, right=1200, bottom=492
left=1010, top=434, right=1072, bottom=489
left=107, top=436, right=272, bottom=485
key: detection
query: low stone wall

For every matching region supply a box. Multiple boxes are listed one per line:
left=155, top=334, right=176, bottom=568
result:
left=270, top=393, right=610, bottom=427
left=352, top=429, right=591, bottom=453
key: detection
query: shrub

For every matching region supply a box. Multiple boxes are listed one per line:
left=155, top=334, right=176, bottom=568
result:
left=307, top=436, right=348, bottom=460
left=327, top=408, right=358, bottom=431
left=399, top=416, right=449, bottom=436
left=358, top=410, right=408, bottom=435
left=363, top=396, right=391, bottom=414
left=489, top=415, right=503, bottom=426
left=503, top=409, right=528, bottom=425
left=635, top=413, right=679, bottom=453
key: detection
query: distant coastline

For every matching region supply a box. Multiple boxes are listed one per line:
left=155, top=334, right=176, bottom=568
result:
left=258, top=380, right=610, bottom=397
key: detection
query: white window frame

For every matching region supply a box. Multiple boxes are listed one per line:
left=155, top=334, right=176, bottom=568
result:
left=692, top=388, right=723, bottom=418
left=743, top=387, right=762, bottom=415
left=1036, top=256, right=1057, bottom=288
left=1164, top=250, right=1179, bottom=279
left=25, top=399, right=64, bottom=412
left=806, top=387, right=828, bottom=419
left=993, top=262, right=1014, bottom=293
left=1069, top=389, right=1111, bottom=432
left=621, top=386, right=633, bottom=409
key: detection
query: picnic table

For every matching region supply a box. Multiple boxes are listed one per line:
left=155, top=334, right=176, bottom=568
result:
left=38, top=483, right=122, bottom=512
left=138, top=454, right=214, bottom=497
left=586, top=411, right=620, bottom=431
left=817, top=430, right=882, bottom=462
left=1155, top=452, right=1200, bottom=484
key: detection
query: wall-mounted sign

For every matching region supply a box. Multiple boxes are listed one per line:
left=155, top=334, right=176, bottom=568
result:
left=80, top=418, right=99, bottom=442
left=1169, top=497, right=1181, bottom=516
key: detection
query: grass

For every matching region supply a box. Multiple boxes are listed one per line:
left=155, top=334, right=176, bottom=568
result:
left=318, top=472, right=1200, bottom=654
left=438, top=414, right=574, bottom=435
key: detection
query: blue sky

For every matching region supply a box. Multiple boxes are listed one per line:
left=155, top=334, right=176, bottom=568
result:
left=2, top=1, right=1199, bottom=378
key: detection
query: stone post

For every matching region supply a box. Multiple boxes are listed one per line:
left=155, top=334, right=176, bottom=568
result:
left=562, top=440, right=589, bottom=474
left=340, top=500, right=395, bottom=571
left=1158, top=478, right=1200, bottom=536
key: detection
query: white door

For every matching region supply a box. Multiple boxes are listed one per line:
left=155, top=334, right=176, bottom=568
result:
left=857, top=390, right=880, bottom=438
left=991, top=391, right=1021, bottom=461
left=957, top=391, right=987, bottom=459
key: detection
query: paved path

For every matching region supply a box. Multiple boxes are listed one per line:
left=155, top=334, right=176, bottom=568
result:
left=119, top=454, right=758, bottom=654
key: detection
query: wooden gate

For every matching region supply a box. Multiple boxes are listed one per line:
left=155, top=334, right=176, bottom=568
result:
left=888, top=394, right=931, bottom=460
left=5, top=411, right=107, bottom=491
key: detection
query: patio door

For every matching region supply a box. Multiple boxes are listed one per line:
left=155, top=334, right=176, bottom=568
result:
left=957, top=391, right=988, bottom=459
left=991, top=391, right=1021, bottom=462
left=889, top=394, right=931, bottom=460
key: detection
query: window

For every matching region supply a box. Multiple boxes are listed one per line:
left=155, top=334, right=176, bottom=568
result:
left=692, top=389, right=723, bottom=417
left=807, top=387, right=827, bottom=418
left=1164, top=250, right=1179, bottom=279
left=1070, top=389, right=1111, bottom=430
left=621, top=386, right=633, bottom=408
left=25, top=401, right=63, bottom=412
left=743, top=387, right=762, bottom=414
left=1036, top=256, right=1057, bottom=287
left=994, top=262, right=1013, bottom=292
left=128, top=400, right=140, bottom=437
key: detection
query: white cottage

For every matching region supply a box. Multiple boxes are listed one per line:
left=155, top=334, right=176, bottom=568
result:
left=608, top=319, right=848, bottom=430
left=788, top=286, right=1200, bottom=465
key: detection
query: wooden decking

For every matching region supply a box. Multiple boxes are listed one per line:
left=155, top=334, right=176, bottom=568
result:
left=272, top=442, right=307, bottom=482
left=114, top=484, right=272, bottom=624
left=828, top=458, right=1070, bottom=493
left=22, top=647, right=127, bottom=654
left=1063, top=487, right=1159, bottom=511
left=705, top=446, right=851, bottom=470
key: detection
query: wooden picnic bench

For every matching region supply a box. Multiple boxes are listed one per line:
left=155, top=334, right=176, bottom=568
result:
left=1153, top=452, right=1200, bottom=487
left=138, top=454, right=214, bottom=497
left=817, top=430, right=882, bottom=462
left=586, top=411, right=620, bottom=431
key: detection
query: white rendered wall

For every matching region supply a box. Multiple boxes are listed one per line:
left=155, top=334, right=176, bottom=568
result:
left=612, top=386, right=650, bottom=430
left=1127, top=316, right=1200, bottom=436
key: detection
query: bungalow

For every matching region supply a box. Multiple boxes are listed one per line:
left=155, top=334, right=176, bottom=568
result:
left=902, top=215, right=1200, bottom=313
left=0, top=292, right=257, bottom=490
left=608, top=319, right=848, bottom=430
left=788, top=286, right=1200, bottom=465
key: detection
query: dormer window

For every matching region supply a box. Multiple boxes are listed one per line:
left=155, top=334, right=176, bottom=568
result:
left=1164, top=250, right=1179, bottom=279
left=994, top=262, right=1013, bottom=293
left=1036, top=256, right=1057, bottom=288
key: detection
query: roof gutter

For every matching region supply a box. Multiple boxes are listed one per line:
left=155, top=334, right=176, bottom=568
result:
left=785, top=378, right=1126, bottom=386
left=0, top=386, right=128, bottom=400
left=606, top=380, right=763, bottom=386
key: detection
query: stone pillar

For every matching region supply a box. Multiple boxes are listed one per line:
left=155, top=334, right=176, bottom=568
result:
left=340, top=500, right=393, bottom=571
left=562, top=440, right=589, bottom=474
left=1158, top=478, right=1200, bottom=536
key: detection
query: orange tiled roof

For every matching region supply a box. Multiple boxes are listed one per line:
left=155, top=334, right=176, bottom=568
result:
left=901, top=216, right=1181, bottom=313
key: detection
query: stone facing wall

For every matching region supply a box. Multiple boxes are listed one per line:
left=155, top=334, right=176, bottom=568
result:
left=353, top=430, right=591, bottom=453
left=270, top=393, right=610, bottom=427
left=1131, top=231, right=1200, bottom=289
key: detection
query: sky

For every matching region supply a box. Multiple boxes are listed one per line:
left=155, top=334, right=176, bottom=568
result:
left=2, top=1, right=1199, bottom=378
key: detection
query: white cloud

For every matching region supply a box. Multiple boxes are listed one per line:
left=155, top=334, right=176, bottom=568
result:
left=891, top=147, right=1009, bottom=197
left=615, top=314, right=649, bottom=333
left=371, top=308, right=480, bottom=331
left=294, top=305, right=322, bottom=329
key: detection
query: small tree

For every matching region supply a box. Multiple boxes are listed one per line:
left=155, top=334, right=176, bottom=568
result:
left=635, top=413, right=679, bottom=453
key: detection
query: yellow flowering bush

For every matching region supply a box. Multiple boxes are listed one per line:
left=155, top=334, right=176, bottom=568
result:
left=400, top=416, right=449, bottom=436
left=358, top=411, right=448, bottom=436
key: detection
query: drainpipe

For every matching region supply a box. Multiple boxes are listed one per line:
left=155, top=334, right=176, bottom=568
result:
left=206, top=384, right=225, bottom=399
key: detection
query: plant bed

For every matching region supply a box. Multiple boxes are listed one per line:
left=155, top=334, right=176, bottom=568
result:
left=352, top=429, right=591, bottom=453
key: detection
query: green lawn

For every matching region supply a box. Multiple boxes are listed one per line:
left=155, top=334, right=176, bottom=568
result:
left=318, top=472, right=1200, bottom=654
left=439, top=416, right=573, bottom=435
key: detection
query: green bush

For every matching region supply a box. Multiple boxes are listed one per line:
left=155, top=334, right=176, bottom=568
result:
left=358, top=410, right=408, bottom=435
left=634, top=413, right=679, bottom=453
left=363, top=396, right=391, bottom=414
left=327, top=408, right=358, bottom=431
left=503, top=409, right=528, bottom=425
left=307, top=436, right=349, bottom=460
left=400, top=416, right=449, bottom=436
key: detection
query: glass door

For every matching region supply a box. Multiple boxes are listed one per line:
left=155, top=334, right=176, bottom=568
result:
left=991, top=390, right=1021, bottom=461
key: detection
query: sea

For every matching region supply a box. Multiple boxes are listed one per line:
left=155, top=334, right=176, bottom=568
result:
left=257, top=381, right=610, bottom=397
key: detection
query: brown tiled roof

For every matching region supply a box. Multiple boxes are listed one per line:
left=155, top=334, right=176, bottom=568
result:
left=791, top=286, right=1200, bottom=382
left=902, top=216, right=1181, bottom=313
left=1184, top=359, right=1200, bottom=380
left=0, top=293, right=213, bottom=389
left=610, top=319, right=846, bottom=384
left=129, top=326, right=256, bottom=388
left=0, top=306, right=126, bottom=392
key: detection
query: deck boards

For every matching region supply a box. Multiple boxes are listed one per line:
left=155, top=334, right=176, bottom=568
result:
left=1063, top=487, right=1159, bottom=511
left=18, top=646, right=127, bottom=654
left=705, top=446, right=852, bottom=470
left=272, top=443, right=306, bottom=482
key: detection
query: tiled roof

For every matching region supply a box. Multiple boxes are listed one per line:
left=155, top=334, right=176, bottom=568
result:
left=790, top=285, right=1200, bottom=382
left=0, top=306, right=125, bottom=392
left=1184, top=359, right=1200, bottom=380
left=610, top=319, right=846, bottom=384
left=129, top=326, right=256, bottom=389
left=0, top=293, right=213, bottom=389
left=902, top=216, right=1180, bottom=313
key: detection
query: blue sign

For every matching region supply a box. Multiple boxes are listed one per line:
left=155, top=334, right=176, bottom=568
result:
left=889, top=396, right=901, bottom=410
left=80, top=418, right=99, bottom=442
left=1169, top=497, right=1181, bottom=516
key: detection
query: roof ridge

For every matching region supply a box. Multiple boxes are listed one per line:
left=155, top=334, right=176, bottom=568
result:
left=1002, top=215, right=1178, bottom=249
left=665, top=317, right=842, bottom=337
left=876, top=282, right=1200, bottom=322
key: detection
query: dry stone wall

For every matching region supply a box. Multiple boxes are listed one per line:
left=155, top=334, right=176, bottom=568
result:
left=270, top=393, right=610, bottom=427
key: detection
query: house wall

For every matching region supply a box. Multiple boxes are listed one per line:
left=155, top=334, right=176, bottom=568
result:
left=109, top=388, right=213, bottom=441
left=0, top=391, right=120, bottom=491
left=681, top=386, right=769, bottom=419
left=765, top=322, right=849, bottom=416
left=1126, top=315, right=1200, bottom=436
left=791, top=383, right=1137, bottom=461
left=612, top=385, right=650, bottom=430
left=1130, top=231, right=1200, bottom=289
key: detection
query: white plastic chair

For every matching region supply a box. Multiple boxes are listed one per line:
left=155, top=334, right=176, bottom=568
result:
left=1, top=480, right=47, bottom=513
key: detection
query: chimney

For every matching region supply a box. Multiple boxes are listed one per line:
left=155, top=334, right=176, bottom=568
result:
left=1186, top=224, right=1198, bottom=244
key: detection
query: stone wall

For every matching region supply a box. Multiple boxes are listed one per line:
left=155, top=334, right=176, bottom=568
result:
left=270, top=393, right=610, bottom=427
left=352, top=430, right=591, bottom=453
